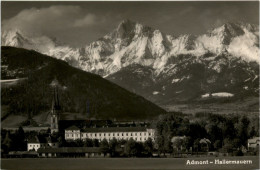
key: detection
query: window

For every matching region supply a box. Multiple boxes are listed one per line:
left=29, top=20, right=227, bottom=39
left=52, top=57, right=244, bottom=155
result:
left=108, top=133, right=110, bottom=136
left=122, top=133, right=124, bottom=136
left=104, top=133, right=106, bottom=136
left=135, top=138, right=137, bottom=140
left=95, top=133, right=97, bottom=137
left=149, top=133, right=151, bottom=136
left=113, top=133, right=115, bottom=136
left=117, top=133, right=119, bottom=136
left=135, top=133, right=137, bottom=136
left=140, top=133, right=141, bottom=135
left=72, top=134, right=73, bottom=137
left=126, top=133, right=128, bottom=136
left=131, top=133, right=132, bottom=136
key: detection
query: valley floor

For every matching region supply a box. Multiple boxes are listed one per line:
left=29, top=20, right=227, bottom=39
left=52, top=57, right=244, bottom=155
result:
left=163, top=97, right=259, bottom=115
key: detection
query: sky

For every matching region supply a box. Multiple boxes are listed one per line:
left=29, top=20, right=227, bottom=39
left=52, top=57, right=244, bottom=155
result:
left=1, top=1, right=259, bottom=47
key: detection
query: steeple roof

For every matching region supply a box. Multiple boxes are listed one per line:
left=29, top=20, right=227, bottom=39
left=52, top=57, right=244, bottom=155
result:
left=52, top=86, right=61, bottom=111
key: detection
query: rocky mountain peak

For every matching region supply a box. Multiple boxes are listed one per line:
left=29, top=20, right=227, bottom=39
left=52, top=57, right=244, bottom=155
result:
left=2, top=20, right=259, bottom=78
left=114, top=19, right=154, bottom=39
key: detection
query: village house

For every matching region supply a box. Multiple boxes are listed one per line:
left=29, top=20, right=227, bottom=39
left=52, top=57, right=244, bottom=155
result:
left=248, top=137, right=260, bottom=151
left=199, top=138, right=211, bottom=152
left=64, top=125, right=155, bottom=142
left=27, top=136, right=58, bottom=151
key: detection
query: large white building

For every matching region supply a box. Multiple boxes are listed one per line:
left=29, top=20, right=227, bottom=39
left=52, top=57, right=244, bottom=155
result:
left=65, top=125, right=155, bottom=142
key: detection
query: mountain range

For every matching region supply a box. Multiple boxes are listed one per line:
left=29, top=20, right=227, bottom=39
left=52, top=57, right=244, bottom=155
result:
left=2, top=19, right=259, bottom=105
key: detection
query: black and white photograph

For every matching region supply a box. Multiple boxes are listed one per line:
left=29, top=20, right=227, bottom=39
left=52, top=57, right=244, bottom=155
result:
left=1, top=1, right=259, bottom=169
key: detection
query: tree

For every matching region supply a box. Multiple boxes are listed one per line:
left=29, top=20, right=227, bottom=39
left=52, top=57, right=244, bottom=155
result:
left=100, top=139, right=110, bottom=154
left=2, top=132, right=12, bottom=153
left=213, top=140, right=222, bottom=151
left=223, top=119, right=236, bottom=140
left=47, top=128, right=51, bottom=134
left=223, top=138, right=234, bottom=153
left=124, top=139, right=142, bottom=157
left=84, top=138, right=93, bottom=147
left=238, top=116, right=250, bottom=146
left=155, top=114, right=187, bottom=155
left=249, top=126, right=256, bottom=138
left=183, top=137, right=192, bottom=151
left=58, top=136, right=65, bottom=147
left=232, top=138, right=242, bottom=149
left=207, top=124, right=223, bottom=142
left=13, top=126, right=26, bottom=151
left=189, top=123, right=207, bottom=141
left=143, top=138, right=153, bottom=156
left=193, top=138, right=200, bottom=153
left=93, top=139, right=99, bottom=147
left=109, top=138, right=118, bottom=157
left=75, top=139, right=84, bottom=147
left=172, top=138, right=183, bottom=152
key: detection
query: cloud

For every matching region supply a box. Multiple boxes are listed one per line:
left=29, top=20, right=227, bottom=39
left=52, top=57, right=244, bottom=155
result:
left=228, top=29, right=260, bottom=63
left=2, top=5, right=102, bottom=37
left=179, top=6, right=194, bottom=16
left=198, top=6, right=240, bottom=31
left=74, top=14, right=98, bottom=27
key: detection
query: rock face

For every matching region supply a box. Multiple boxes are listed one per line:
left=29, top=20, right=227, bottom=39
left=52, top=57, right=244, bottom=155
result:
left=2, top=19, right=259, bottom=104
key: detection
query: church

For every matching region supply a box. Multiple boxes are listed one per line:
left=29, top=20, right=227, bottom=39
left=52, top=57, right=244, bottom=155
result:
left=50, top=86, right=61, bottom=134
left=50, top=86, right=155, bottom=143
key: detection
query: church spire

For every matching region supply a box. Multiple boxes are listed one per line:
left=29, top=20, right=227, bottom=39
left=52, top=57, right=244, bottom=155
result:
left=52, top=86, right=61, bottom=112
left=51, top=85, right=61, bottom=134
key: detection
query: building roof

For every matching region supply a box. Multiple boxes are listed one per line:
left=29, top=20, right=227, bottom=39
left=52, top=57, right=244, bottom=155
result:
left=199, top=138, right=211, bottom=144
left=171, top=136, right=186, bottom=143
left=81, top=126, right=147, bottom=133
left=248, top=137, right=260, bottom=143
left=37, top=147, right=100, bottom=153
left=28, top=136, right=40, bottom=143
left=65, top=125, right=80, bottom=130
left=28, top=136, right=58, bottom=144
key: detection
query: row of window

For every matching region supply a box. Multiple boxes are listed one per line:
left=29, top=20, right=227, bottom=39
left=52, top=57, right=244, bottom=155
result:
left=65, top=136, right=150, bottom=142
left=66, top=132, right=152, bottom=138
left=29, top=143, right=56, bottom=147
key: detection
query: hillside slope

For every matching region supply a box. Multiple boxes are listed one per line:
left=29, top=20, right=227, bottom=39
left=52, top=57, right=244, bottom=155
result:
left=1, top=46, right=166, bottom=123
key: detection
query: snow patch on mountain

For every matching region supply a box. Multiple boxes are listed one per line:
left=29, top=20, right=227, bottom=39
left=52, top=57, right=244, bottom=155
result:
left=201, top=92, right=234, bottom=98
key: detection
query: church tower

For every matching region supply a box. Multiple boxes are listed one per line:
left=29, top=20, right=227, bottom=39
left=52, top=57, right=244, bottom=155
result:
left=51, top=87, right=61, bottom=134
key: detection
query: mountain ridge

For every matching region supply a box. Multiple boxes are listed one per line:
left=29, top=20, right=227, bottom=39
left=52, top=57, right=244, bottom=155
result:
left=2, top=20, right=259, bottom=77
left=2, top=19, right=259, bottom=104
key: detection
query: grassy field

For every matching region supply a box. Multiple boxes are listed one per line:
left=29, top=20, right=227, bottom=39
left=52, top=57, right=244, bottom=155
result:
left=1, top=156, right=259, bottom=170
left=163, top=97, right=259, bottom=115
